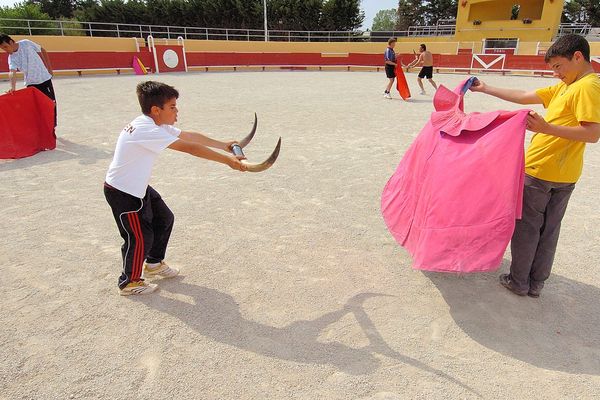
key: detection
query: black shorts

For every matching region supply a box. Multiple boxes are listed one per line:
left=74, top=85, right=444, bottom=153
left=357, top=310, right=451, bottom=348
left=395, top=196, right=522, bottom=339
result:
left=385, top=64, right=396, bottom=79
left=28, top=79, right=56, bottom=127
left=418, top=66, right=433, bottom=79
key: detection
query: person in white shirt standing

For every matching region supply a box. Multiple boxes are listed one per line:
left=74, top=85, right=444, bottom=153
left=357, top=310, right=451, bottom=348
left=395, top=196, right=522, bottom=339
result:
left=104, top=81, right=247, bottom=296
left=0, top=33, right=56, bottom=127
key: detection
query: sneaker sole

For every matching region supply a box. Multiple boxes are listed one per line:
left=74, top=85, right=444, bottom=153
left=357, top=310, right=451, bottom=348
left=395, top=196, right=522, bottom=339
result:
left=119, top=287, right=158, bottom=296
left=144, top=270, right=179, bottom=279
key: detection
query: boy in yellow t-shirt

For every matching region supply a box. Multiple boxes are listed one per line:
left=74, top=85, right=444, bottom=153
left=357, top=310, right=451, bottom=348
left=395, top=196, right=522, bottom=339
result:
left=470, top=34, right=600, bottom=297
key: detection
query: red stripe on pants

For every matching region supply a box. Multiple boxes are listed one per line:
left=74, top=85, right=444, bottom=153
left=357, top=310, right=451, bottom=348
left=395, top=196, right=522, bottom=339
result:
left=128, top=212, right=144, bottom=281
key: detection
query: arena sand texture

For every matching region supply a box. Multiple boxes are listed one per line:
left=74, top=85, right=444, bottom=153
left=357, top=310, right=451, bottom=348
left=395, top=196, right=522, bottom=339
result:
left=1, top=71, right=599, bottom=399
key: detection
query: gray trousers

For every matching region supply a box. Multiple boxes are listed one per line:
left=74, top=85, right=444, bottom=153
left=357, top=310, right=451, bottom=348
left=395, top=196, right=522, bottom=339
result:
left=509, top=175, right=575, bottom=292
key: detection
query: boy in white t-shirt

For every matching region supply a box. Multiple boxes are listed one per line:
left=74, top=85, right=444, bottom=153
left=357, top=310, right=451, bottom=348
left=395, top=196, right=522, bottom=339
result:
left=0, top=33, right=56, bottom=127
left=104, top=81, right=247, bottom=296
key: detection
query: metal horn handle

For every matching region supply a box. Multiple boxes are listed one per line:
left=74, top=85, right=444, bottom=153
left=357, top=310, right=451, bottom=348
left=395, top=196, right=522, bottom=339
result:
left=230, top=144, right=246, bottom=158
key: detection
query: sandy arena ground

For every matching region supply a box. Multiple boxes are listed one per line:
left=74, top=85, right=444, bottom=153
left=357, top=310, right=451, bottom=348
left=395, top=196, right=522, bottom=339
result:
left=1, top=71, right=599, bottom=399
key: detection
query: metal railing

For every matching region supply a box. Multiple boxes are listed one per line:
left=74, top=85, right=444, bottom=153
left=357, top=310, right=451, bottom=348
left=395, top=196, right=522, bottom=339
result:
left=3, top=18, right=596, bottom=43
left=0, top=17, right=369, bottom=41
left=557, top=23, right=592, bottom=37
left=587, top=27, right=600, bottom=41
left=0, top=17, right=457, bottom=42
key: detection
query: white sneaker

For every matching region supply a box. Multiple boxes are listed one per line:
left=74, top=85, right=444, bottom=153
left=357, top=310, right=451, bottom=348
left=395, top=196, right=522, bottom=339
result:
left=144, top=261, right=179, bottom=278
left=420, top=90, right=426, bottom=95
left=120, top=280, right=158, bottom=296
left=384, top=93, right=392, bottom=99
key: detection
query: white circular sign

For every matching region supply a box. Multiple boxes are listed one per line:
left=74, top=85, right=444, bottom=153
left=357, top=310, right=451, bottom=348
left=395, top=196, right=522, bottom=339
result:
left=163, top=49, right=179, bottom=69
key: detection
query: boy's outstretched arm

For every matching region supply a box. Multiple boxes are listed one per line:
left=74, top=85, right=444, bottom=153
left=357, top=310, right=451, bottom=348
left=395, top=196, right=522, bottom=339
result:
left=178, top=131, right=238, bottom=152
left=168, top=139, right=247, bottom=171
left=527, top=113, right=600, bottom=143
left=469, top=79, right=542, bottom=105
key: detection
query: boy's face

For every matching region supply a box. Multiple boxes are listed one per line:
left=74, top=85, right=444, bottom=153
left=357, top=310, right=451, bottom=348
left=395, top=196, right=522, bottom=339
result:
left=151, top=98, right=178, bottom=125
left=0, top=40, right=16, bottom=54
left=389, top=42, right=396, bottom=48
left=547, top=53, right=586, bottom=84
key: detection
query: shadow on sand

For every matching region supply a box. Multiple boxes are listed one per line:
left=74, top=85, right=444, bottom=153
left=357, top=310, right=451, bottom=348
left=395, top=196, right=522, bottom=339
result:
left=136, top=276, right=477, bottom=394
left=425, top=260, right=600, bottom=375
left=0, top=137, right=112, bottom=172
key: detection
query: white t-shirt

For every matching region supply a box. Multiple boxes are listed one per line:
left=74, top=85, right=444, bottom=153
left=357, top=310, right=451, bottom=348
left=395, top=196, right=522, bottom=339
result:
left=8, top=39, right=52, bottom=86
left=105, top=115, right=181, bottom=198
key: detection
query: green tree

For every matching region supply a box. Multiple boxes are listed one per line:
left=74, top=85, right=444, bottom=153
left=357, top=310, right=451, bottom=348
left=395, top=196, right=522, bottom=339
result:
left=396, top=0, right=424, bottom=30
left=372, top=9, right=397, bottom=31
left=26, top=0, right=76, bottom=19
left=320, top=0, right=364, bottom=31
left=562, top=0, right=600, bottom=26
left=268, top=0, right=322, bottom=31
left=0, top=2, right=58, bottom=35
left=422, top=0, right=457, bottom=25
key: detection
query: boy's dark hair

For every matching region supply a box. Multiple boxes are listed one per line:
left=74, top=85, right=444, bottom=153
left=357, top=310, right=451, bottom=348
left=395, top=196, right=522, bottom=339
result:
left=0, top=33, right=14, bottom=45
left=545, top=34, right=590, bottom=63
left=136, top=81, right=179, bottom=115
left=388, top=37, right=397, bottom=45
left=420, top=43, right=426, bottom=51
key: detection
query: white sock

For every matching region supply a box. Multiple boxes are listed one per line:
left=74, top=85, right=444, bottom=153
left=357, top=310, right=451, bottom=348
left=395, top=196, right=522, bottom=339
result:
left=146, top=262, right=161, bottom=268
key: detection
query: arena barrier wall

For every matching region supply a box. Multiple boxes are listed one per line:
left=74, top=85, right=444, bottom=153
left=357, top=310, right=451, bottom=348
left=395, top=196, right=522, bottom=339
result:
left=1, top=37, right=599, bottom=78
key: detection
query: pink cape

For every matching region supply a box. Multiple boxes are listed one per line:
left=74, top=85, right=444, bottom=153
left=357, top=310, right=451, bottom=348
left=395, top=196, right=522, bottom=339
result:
left=381, top=78, right=529, bottom=273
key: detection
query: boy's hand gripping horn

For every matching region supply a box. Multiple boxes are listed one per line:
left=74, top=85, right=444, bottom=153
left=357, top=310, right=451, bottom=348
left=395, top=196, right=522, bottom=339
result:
left=230, top=113, right=282, bottom=172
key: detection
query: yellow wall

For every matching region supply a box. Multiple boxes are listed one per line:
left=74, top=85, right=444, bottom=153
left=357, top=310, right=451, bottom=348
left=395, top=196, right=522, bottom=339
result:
left=9, top=35, right=142, bottom=51
left=182, top=37, right=458, bottom=54
left=8, top=33, right=600, bottom=58
left=518, top=41, right=539, bottom=55
left=519, top=0, right=545, bottom=19
left=456, top=0, right=564, bottom=42
left=468, top=0, right=544, bottom=21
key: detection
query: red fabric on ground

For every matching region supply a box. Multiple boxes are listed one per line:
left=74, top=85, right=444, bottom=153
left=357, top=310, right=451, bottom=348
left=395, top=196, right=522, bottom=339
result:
left=0, top=87, right=55, bottom=159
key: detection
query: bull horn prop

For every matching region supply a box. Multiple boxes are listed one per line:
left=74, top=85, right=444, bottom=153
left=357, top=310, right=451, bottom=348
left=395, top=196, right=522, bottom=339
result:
left=230, top=113, right=281, bottom=172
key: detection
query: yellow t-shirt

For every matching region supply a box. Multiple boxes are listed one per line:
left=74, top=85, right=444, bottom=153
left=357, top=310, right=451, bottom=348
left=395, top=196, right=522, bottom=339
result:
left=525, top=73, right=600, bottom=183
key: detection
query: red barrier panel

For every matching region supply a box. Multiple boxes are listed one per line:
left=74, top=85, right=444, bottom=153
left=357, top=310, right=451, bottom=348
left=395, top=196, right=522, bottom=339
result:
left=3, top=50, right=598, bottom=75
left=153, top=45, right=186, bottom=73
left=436, top=54, right=472, bottom=69
left=1, top=52, right=154, bottom=72
left=505, top=55, right=549, bottom=71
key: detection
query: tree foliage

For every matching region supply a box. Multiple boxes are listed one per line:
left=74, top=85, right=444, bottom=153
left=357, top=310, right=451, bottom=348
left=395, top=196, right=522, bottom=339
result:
left=0, top=2, right=60, bottom=35
left=396, top=0, right=457, bottom=30
left=320, top=0, right=364, bottom=31
left=562, top=0, right=600, bottom=26
left=0, top=0, right=367, bottom=34
left=372, top=9, right=397, bottom=31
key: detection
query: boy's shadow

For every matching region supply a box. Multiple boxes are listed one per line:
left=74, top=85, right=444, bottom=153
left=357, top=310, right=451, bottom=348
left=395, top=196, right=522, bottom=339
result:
left=426, top=260, right=600, bottom=375
left=0, top=137, right=112, bottom=172
left=136, top=277, right=475, bottom=392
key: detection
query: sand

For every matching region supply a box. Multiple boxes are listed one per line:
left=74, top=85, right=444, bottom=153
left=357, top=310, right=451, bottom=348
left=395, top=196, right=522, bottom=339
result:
left=1, top=71, right=599, bottom=399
